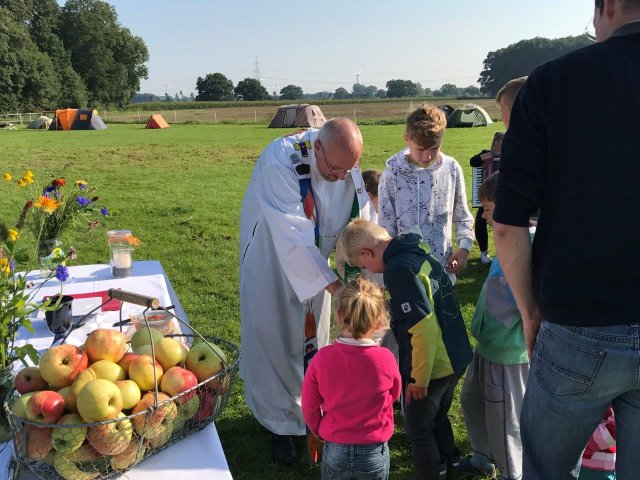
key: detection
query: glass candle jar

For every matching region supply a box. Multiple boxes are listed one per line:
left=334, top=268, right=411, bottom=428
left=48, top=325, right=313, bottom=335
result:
left=107, top=230, right=135, bottom=277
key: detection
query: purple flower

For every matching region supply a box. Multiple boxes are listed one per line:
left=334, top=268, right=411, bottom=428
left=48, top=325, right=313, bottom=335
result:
left=100, top=207, right=109, bottom=216
left=9, top=260, right=16, bottom=272
left=44, top=186, right=55, bottom=194
left=55, top=264, right=69, bottom=282
left=76, top=196, right=92, bottom=207
left=79, top=184, right=87, bottom=190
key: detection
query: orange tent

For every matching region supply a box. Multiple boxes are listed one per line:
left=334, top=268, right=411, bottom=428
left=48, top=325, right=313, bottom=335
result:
left=52, top=109, right=78, bottom=130
left=145, top=114, right=169, bottom=129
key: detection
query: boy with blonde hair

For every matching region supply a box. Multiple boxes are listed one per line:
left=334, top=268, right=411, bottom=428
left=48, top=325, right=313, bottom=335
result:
left=378, top=103, right=474, bottom=283
left=337, top=219, right=472, bottom=479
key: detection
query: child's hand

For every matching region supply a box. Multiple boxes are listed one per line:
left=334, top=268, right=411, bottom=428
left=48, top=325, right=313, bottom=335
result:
left=405, top=383, right=427, bottom=404
left=446, top=248, right=469, bottom=273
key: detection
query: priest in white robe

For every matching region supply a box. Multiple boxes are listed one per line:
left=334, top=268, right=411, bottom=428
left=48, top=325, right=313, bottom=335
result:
left=239, top=118, right=376, bottom=465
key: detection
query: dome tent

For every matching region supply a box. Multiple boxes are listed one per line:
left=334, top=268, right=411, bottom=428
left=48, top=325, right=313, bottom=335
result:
left=49, top=109, right=106, bottom=130
left=446, top=103, right=493, bottom=128
left=268, top=104, right=326, bottom=128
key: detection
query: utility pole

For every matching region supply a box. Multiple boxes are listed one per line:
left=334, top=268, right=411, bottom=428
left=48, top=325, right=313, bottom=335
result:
left=253, top=57, right=262, bottom=81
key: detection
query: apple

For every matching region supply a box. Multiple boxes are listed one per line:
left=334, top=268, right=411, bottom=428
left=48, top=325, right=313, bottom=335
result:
left=26, top=390, right=65, bottom=423
left=128, top=355, right=163, bottom=392
left=135, top=344, right=154, bottom=356
left=85, top=328, right=126, bottom=363
left=66, top=369, right=97, bottom=413
left=185, top=342, right=227, bottom=382
left=39, top=345, right=88, bottom=388
left=76, top=379, right=123, bottom=423
left=117, top=352, right=140, bottom=375
left=112, top=441, right=145, bottom=470
left=145, top=415, right=175, bottom=449
left=10, top=391, right=39, bottom=418
left=89, top=360, right=125, bottom=382
left=53, top=451, right=100, bottom=480
left=175, top=394, right=200, bottom=430
left=130, top=326, right=163, bottom=353
left=115, top=380, right=141, bottom=410
left=15, top=367, right=48, bottom=394
left=131, top=392, right=176, bottom=435
left=15, top=425, right=53, bottom=460
left=160, top=366, right=198, bottom=402
left=57, top=386, right=71, bottom=409
left=154, top=337, right=188, bottom=371
left=61, top=442, right=104, bottom=463
left=87, top=412, right=133, bottom=455
left=51, top=413, right=87, bottom=453
left=193, top=389, right=216, bottom=422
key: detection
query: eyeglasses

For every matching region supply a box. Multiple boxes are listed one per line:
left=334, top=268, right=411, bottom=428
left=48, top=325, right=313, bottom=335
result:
left=584, top=16, right=596, bottom=42
left=318, top=142, right=357, bottom=176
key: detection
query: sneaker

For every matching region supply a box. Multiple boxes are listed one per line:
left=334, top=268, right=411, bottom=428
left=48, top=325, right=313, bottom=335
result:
left=480, top=251, right=493, bottom=264
left=271, top=433, right=297, bottom=467
left=459, top=455, right=496, bottom=478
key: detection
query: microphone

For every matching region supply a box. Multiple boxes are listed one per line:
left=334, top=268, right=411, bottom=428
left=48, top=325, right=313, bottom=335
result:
left=107, top=289, right=160, bottom=309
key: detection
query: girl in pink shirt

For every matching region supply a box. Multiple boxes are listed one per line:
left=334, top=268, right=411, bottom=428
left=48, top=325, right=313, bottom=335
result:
left=302, top=277, right=402, bottom=479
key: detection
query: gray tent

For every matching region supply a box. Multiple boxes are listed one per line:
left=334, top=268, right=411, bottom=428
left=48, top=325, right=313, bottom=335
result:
left=446, top=103, right=493, bottom=128
left=268, top=104, right=326, bottom=128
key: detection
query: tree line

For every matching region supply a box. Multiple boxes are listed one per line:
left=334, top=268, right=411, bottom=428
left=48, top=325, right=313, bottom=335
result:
left=0, top=0, right=148, bottom=113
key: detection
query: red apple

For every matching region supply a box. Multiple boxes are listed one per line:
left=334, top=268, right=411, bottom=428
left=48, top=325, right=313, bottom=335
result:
left=26, top=390, right=65, bottom=424
left=129, top=355, right=163, bottom=391
left=131, top=392, right=175, bottom=435
left=117, top=352, right=140, bottom=375
left=15, top=425, right=53, bottom=460
left=39, top=345, right=88, bottom=388
left=85, top=328, right=126, bottom=363
left=15, top=367, right=48, bottom=394
left=160, top=366, right=198, bottom=403
left=76, top=379, right=123, bottom=423
left=185, top=342, right=227, bottom=382
left=87, top=412, right=133, bottom=455
left=193, top=389, right=216, bottom=421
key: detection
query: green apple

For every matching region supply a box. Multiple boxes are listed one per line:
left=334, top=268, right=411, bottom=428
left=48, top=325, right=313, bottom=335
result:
left=135, top=344, right=154, bottom=356
left=185, top=342, right=227, bottom=382
left=175, top=394, right=200, bottom=430
left=130, top=327, right=163, bottom=353
left=114, top=380, right=141, bottom=410
left=53, top=451, right=100, bottom=480
left=89, top=360, right=125, bottom=382
left=51, top=413, right=87, bottom=453
left=154, top=338, right=188, bottom=371
left=76, top=379, right=123, bottom=423
left=10, top=391, right=39, bottom=418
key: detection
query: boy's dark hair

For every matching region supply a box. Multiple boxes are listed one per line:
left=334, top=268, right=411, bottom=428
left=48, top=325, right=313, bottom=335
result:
left=478, top=172, right=499, bottom=203
left=362, top=170, right=381, bottom=196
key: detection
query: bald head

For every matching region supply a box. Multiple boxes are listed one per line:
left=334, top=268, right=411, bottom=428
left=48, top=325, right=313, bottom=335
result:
left=317, top=117, right=363, bottom=156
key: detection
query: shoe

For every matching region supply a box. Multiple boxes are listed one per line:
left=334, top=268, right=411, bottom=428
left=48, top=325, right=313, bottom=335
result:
left=271, top=433, right=297, bottom=467
left=480, top=251, right=493, bottom=264
left=459, top=455, right=496, bottom=478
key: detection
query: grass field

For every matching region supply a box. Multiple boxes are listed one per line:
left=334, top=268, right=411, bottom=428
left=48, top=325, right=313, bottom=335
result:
left=0, top=121, right=503, bottom=479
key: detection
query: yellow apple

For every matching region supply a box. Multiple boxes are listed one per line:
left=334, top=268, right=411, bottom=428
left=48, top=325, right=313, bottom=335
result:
left=66, top=369, right=97, bottom=413
left=85, top=328, right=126, bottom=363
left=87, top=412, right=133, bottom=455
left=131, top=392, right=176, bottom=435
left=115, top=380, right=141, bottom=410
left=77, top=379, right=123, bottom=423
left=185, top=342, right=227, bottom=382
left=89, top=360, right=125, bottom=382
left=53, top=450, right=100, bottom=480
left=57, top=386, right=71, bottom=410
left=39, top=345, right=88, bottom=388
left=111, top=441, right=145, bottom=470
left=130, top=327, right=163, bottom=353
left=128, top=355, right=163, bottom=391
left=145, top=417, right=175, bottom=450
left=154, top=337, right=188, bottom=371
left=51, top=413, right=87, bottom=453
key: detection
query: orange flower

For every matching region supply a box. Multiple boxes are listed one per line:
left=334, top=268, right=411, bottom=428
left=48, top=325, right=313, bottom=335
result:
left=34, top=195, right=61, bottom=214
left=52, top=177, right=66, bottom=188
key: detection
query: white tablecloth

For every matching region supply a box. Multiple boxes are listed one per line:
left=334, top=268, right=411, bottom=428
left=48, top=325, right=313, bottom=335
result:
left=0, top=261, right=233, bottom=480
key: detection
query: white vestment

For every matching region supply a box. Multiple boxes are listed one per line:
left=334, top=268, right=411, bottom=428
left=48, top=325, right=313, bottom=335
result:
left=239, top=129, right=375, bottom=435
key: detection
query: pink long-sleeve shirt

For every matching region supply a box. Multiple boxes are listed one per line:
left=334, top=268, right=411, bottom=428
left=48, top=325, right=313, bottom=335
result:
left=301, top=338, right=402, bottom=445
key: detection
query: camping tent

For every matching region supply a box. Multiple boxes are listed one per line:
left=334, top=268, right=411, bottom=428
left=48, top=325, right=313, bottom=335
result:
left=438, top=105, right=455, bottom=120
left=49, top=109, right=107, bottom=130
left=446, top=103, right=493, bottom=128
left=268, top=104, right=326, bottom=128
left=145, top=114, right=169, bottom=129
left=27, top=115, right=52, bottom=129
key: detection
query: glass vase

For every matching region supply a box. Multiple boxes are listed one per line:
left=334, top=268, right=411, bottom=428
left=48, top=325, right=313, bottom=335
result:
left=38, top=238, right=64, bottom=277
left=0, top=365, right=14, bottom=442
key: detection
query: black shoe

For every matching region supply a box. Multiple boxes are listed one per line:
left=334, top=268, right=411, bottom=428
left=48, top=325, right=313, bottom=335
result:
left=271, top=433, right=297, bottom=467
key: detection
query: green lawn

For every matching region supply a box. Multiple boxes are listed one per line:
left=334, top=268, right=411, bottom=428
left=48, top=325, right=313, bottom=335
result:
left=0, top=123, right=503, bottom=479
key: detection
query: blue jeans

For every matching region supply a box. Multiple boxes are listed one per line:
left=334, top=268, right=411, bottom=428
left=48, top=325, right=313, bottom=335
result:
left=321, top=441, right=389, bottom=480
left=521, top=321, right=640, bottom=479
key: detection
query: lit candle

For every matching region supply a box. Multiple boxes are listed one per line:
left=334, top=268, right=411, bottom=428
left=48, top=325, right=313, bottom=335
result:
left=113, top=249, right=132, bottom=269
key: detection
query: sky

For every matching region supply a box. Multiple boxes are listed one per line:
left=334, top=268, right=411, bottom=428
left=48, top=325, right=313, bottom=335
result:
left=92, top=0, right=594, bottom=96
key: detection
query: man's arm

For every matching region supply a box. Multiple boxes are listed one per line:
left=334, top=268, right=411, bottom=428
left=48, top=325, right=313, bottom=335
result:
left=493, top=222, right=540, bottom=357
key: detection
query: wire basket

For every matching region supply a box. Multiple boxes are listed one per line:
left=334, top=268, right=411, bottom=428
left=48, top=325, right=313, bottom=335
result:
left=3, top=334, right=239, bottom=480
